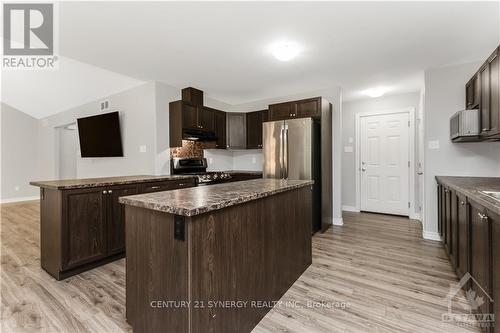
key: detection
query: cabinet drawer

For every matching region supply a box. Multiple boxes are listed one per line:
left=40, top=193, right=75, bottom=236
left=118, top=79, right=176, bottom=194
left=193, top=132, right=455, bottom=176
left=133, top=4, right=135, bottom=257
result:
left=140, top=179, right=195, bottom=193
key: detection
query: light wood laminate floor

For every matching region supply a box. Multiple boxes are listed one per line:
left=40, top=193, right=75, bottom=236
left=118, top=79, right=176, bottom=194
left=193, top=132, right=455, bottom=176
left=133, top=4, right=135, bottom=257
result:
left=1, top=201, right=480, bottom=332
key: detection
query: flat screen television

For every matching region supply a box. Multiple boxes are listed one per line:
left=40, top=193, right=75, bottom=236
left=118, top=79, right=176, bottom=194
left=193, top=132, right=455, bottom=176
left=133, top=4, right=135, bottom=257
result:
left=77, top=111, right=123, bottom=158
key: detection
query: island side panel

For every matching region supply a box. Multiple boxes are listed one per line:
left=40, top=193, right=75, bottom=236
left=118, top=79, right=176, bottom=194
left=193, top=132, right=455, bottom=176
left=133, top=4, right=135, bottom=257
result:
left=188, top=186, right=312, bottom=333
left=125, top=205, right=190, bottom=333
left=40, top=188, right=63, bottom=279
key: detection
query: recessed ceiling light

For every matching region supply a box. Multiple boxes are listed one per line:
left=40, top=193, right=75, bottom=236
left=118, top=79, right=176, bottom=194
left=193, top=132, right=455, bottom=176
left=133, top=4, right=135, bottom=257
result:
left=362, top=87, right=390, bottom=98
left=271, top=42, right=300, bottom=61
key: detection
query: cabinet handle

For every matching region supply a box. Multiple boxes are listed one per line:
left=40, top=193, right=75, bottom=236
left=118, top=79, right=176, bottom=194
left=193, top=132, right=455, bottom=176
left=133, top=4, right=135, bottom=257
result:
left=478, top=212, right=489, bottom=221
left=150, top=186, right=161, bottom=189
left=460, top=201, right=465, bottom=206
left=108, top=190, right=113, bottom=194
left=102, top=190, right=107, bottom=194
left=444, top=189, right=449, bottom=193
left=482, top=128, right=490, bottom=132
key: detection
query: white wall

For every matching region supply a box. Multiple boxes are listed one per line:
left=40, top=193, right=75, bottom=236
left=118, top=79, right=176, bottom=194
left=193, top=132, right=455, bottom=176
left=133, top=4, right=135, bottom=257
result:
left=423, top=61, right=500, bottom=239
left=38, top=82, right=158, bottom=180
left=1, top=103, right=40, bottom=201
left=341, top=92, right=421, bottom=214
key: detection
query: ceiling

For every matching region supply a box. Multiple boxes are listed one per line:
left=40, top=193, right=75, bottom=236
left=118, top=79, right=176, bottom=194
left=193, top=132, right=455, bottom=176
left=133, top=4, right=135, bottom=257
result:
left=2, top=1, right=499, bottom=118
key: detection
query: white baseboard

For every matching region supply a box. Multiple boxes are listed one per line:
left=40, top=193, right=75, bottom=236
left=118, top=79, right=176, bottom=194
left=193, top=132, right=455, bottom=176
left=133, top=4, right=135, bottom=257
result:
left=422, top=230, right=441, bottom=241
left=410, top=212, right=422, bottom=221
left=0, top=195, right=40, bottom=204
left=342, top=205, right=360, bottom=213
left=333, top=217, right=344, bottom=226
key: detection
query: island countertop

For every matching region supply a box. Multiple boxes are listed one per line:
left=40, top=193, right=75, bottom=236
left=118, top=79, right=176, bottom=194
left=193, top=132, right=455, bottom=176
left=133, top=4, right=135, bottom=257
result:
left=119, top=178, right=314, bottom=216
left=30, top=175, right=195, bottom=190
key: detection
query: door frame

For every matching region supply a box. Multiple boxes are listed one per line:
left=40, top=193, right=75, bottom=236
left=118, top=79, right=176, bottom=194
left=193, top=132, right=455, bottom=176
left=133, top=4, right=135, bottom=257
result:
left=355, top=107, right=416, bottom=218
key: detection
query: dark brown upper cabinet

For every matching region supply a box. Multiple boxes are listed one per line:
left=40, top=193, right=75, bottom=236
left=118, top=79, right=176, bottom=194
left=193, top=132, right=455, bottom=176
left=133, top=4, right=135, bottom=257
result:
left=466, top=74, right=480, bottom=110
left=465, top=45, right=500, bottom=141
left=169, top=101, right=215, bottom=147
left=268, top=97, right=322, bottom=121
left=246, top=110, right=268, bottom=149
left=213, top=110, right=226, bottom=149
left=480, top=62, right=491, bottom=136
left=181, top=87, right=203, bottom=106
left=226, top=113, right=246, bottom=149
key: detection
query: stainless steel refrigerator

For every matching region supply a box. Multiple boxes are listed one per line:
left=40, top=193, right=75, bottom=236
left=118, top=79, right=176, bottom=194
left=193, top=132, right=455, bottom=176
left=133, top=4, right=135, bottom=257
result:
left=263, top=118, right=323, bottom=232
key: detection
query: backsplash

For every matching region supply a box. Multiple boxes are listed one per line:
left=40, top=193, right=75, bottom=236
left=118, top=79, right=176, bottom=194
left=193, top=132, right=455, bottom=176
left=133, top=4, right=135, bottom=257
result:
left=170, top=140, right=216, bottom=158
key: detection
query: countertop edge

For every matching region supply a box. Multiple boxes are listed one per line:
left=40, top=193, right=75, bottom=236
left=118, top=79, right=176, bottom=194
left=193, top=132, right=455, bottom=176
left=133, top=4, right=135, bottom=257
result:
left=119, top=180, right=314, bottom=217
left=435, top=176, right=500, bottom=216
left=30, top=175, right=196, bottom=190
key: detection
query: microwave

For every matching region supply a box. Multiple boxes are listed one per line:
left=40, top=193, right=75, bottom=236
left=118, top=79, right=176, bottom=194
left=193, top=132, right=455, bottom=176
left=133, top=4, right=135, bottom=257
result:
left=450, top=109, right=479, bottom=142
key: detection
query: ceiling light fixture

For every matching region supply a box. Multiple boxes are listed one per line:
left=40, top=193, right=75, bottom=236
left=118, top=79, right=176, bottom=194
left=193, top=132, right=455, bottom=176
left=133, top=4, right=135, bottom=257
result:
left=362, top=87, right=390, bottom=98
left=271, top=42, right=300, bottom=61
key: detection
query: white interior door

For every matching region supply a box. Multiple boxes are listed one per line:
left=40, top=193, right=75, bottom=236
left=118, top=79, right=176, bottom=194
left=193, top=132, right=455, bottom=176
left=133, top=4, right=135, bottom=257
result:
left=360, top=112, right=409, bottom=216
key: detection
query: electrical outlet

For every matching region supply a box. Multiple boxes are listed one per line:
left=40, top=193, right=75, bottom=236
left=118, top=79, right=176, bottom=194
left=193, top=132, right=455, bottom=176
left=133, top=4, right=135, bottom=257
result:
left=252, top=157, right=256, bottom=164
left=14, top=186, right=19, bottom=192
left=428, top=140, right=440, bottom=150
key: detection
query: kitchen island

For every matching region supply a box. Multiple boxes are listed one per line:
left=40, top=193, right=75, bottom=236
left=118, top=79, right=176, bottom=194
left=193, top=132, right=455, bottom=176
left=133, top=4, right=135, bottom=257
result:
left=119, top=178, right=313, bottom=333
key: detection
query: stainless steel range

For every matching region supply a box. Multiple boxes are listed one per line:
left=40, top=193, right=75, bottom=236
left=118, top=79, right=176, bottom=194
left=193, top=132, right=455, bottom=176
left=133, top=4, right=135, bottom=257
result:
left=171, top=157, right=232, bottom=186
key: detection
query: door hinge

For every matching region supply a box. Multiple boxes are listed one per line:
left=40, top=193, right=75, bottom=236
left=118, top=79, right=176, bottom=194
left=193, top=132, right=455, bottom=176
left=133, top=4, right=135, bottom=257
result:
left=408, top=202, right=411, bottom=208
left=408, top=120, right=410, bottom=127
left=408, top=161, right=410, bottom=168
left=174, top=215, right=185, bottom=241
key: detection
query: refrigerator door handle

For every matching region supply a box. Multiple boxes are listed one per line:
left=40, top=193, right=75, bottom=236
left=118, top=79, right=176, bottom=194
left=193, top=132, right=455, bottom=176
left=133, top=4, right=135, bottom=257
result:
left=284, top=125, right=289, bottom=179
left=280, top=126, right=285, bottom=179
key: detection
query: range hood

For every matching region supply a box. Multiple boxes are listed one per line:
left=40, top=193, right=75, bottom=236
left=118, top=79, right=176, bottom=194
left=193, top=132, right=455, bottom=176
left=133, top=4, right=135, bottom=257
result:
left=182, top=128, right=217, bottom=142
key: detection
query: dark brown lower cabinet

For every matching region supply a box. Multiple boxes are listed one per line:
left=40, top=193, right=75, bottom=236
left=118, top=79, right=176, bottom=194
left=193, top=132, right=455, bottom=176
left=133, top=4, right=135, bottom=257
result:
left=490, top=208, right=500, bottom=333
left=107, top=185, right=138, bottom=256
left=456, top=193, right=469, bottom=279
left=40, top=178, right=196, bottom=280
left=470, top=200, right=492, bottom=319
left=63, top=188, right=107, bottom=269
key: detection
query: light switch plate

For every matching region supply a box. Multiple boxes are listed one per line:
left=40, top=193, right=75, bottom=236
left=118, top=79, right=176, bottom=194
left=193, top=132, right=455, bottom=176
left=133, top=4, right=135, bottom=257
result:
left=344, top=146, right=353, bottom=153
left=428, top=140, right=440, bottom=149
left=139, top=145, right=147, bottom=153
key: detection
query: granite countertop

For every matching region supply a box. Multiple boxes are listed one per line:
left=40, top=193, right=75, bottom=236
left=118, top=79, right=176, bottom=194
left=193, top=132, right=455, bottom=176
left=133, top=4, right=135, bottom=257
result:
left=436, top=176, right=500, bottom=216
left=119, top=178, right=314, bottom=217
left=30, top=175, right=195, bottom=190
left=225, top=170, right=263, bottom=175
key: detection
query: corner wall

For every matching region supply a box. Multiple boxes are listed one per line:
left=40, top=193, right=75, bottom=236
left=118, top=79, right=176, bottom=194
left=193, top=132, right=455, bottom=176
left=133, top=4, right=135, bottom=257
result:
left=1, top=103, right=40, bottom=201
left=423, top=62, right=500, bottom=239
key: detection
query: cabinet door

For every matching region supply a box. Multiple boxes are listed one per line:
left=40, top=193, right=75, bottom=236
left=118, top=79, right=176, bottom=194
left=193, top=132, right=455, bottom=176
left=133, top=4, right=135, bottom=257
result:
left=480, top=64, right=491, bottom=135
left=246, top=110, right=265, bottom=149
left=269, top=102, right=293, bottom=121
left=107, top=185, right=138, bottom=255
left=295, top=98, right=321, bottom=118
left=63, top=188, right=107, bottom=268
left=456, top=193, right=469, bottom=279
left=470, top=201, right=492, bottom=317
left=182, top=103, right=199, bottom=130
left=199, top=107, right=215, bottom=132
left=450, top=190, right=458, bottom=268
left=490, top=210, right=500, bottom=332
left=444, top=187, right=452, bottom=253
left=466, top=80, right=474, bottom=109
left=489, top=50, right=499, bottom=136
left=214, top=110, right=226, bottom=149
left=226, top=113, right=246, bottom=149
left=437, top=184, right=443, bottom=237
left=474, top=74, right=481, bottom=109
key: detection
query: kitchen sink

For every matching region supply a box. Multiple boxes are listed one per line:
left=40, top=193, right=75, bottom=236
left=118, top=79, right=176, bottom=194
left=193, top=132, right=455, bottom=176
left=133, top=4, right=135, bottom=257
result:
left=482, top=191, right=500, bottom=201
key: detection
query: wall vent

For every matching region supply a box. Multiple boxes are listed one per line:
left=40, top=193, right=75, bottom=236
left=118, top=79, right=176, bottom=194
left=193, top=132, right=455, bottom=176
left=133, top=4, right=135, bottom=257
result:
left=100, top=100, right=110, bottom=111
